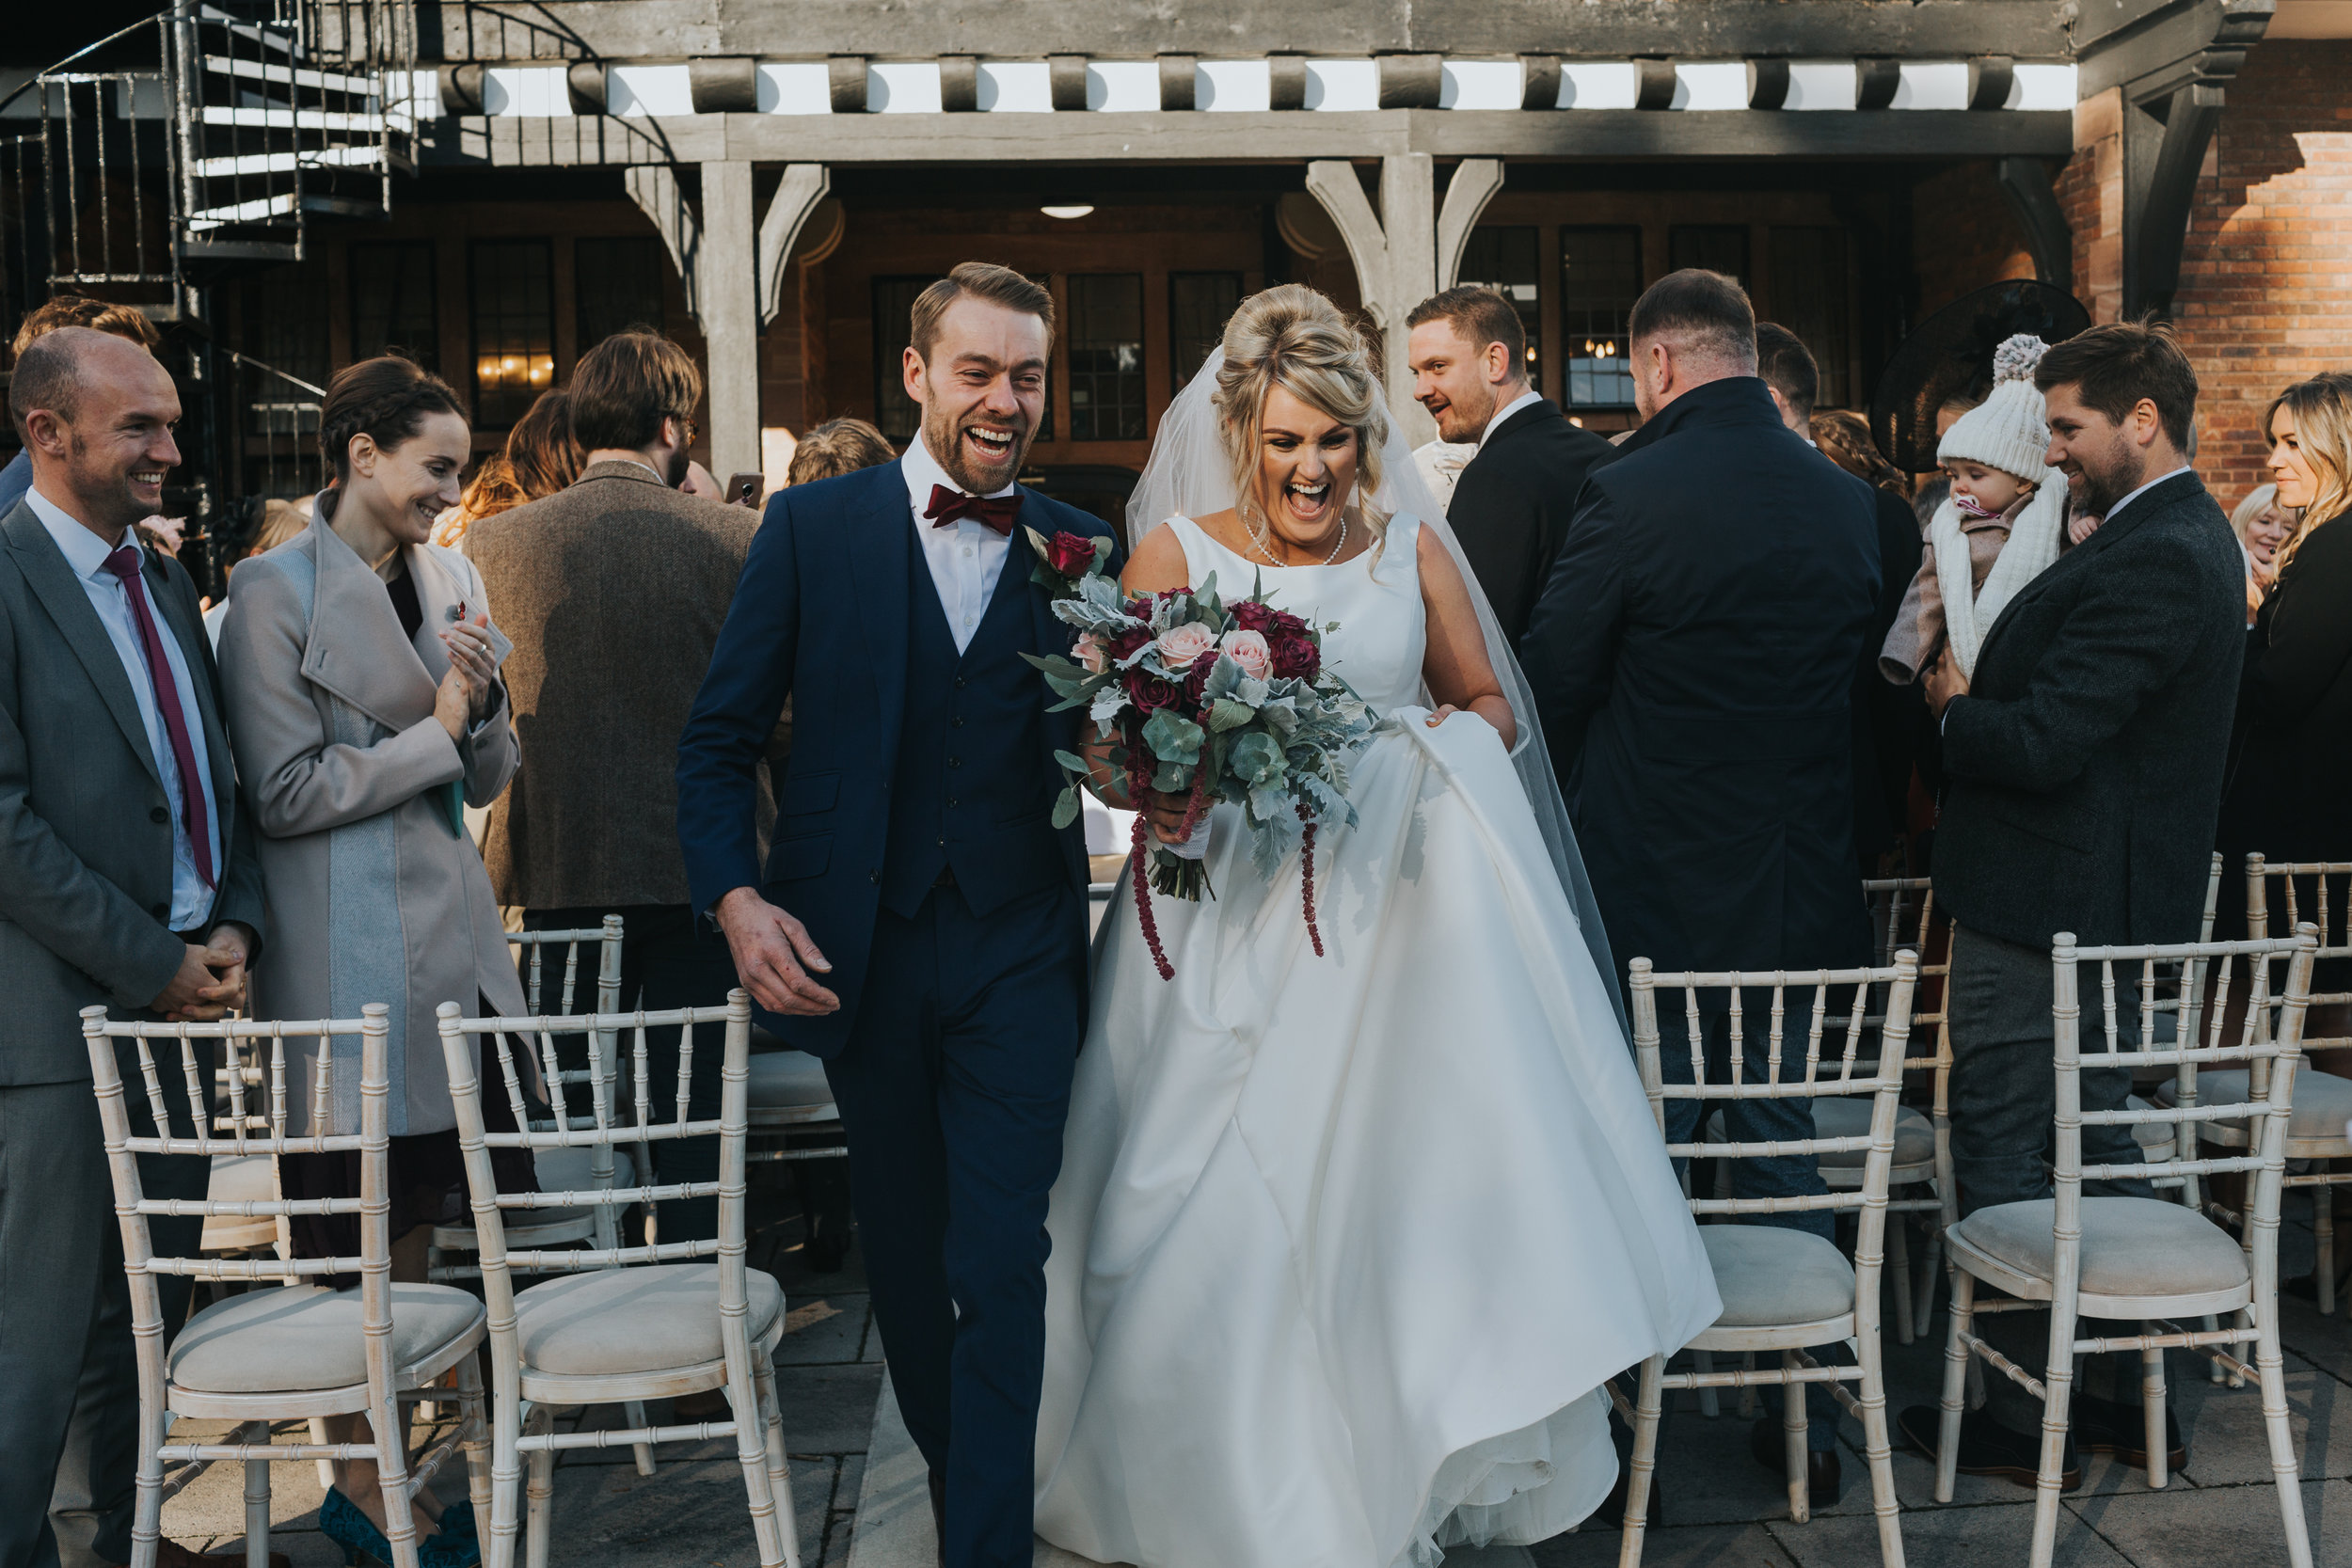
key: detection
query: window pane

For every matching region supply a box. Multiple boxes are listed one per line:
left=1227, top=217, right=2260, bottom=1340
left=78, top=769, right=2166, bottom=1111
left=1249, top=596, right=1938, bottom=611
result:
left=575, top=236, right=669, bottom=356
left=1069, top=274, right=1146, bottom=442
left=872, top=275, right=945, bottom=447
left=1169, top=272, right=1242, bottom=397
left=1453, top=227, right=1541, bottom=385
left=469, top=241, right=554, bottom=428
left=1560, top=227, right=1641, bottom=409
left=1670, top=225, right=1749, bottom=286
left=349, top=242, right=437, bottom=372
left=1767, top=227, right=1851, bottom=409
left=242, top=260, right=330, bottom=437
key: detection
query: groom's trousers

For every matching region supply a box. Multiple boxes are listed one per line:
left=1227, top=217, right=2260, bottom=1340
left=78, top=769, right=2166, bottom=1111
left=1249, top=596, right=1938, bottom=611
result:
left=823, top=879, right=1088, bottom=1568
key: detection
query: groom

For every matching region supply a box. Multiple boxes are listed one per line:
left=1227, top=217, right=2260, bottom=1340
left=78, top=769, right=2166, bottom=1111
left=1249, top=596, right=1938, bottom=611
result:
left=677, top=262, right=1118, bottom=1568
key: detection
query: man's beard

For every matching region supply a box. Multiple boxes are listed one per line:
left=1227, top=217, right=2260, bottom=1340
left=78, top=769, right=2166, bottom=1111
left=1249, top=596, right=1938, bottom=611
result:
left=665, top=441, right=692, bottom=487
left=925, top=405, right=1030, bottom=495
left=1437, top=381, right=1498, bottom=444
left=2070, top=430, right=2146, bottom=518
left=68, top=434, right=151, bottom=534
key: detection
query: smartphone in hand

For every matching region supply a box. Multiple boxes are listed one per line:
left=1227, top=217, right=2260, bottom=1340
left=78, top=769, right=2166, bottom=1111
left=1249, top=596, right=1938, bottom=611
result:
left=725, top=472, right=763, bottom=508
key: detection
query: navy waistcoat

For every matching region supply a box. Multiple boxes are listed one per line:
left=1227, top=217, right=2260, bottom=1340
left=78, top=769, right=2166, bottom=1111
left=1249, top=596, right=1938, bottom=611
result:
left=879, top=544, right=1065, bottom=918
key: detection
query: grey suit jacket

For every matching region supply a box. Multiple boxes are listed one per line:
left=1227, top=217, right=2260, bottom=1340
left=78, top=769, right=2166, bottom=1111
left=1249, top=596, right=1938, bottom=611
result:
left=0, top=499, right=266, bottom=1085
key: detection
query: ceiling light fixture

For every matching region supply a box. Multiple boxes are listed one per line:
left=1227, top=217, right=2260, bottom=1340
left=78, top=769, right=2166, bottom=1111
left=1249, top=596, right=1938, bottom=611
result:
left=1040, top=204, right=1094, bottom=219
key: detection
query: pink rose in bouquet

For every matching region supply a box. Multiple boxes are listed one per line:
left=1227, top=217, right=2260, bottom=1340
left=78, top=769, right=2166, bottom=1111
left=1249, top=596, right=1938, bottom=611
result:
left=1218, top=628, right=1272, bottom=682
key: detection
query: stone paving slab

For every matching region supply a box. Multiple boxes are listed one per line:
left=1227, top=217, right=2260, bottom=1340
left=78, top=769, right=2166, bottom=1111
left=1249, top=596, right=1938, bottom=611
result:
left=1532, top=1520, right=1797, bottom=1567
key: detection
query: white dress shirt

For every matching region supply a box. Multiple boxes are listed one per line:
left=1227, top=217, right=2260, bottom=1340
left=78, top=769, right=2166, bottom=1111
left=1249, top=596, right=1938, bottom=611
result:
left=902, top=434, right=1014, bottom=655
left=27, top=487, right=222, bottom=930
left=2099, top=464, right=2193, bottom=527
left=1478, top=387, right=1546, bottom=449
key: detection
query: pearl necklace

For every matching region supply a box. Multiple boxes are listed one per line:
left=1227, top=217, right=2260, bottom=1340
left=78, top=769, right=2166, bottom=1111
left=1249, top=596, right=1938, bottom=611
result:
left=1245, top=504, right=1347, bottom=568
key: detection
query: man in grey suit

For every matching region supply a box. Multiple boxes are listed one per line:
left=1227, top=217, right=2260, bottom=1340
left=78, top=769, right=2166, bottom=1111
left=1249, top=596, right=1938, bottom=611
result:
left=1899, top=323, right=2244, bottom=1487
left=1, top=327, right=269, bottom=1568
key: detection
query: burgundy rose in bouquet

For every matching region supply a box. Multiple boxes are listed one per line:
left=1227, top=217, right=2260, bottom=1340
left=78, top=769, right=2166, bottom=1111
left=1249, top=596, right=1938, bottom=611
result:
left=1020, top=526, right=1375, bottom=980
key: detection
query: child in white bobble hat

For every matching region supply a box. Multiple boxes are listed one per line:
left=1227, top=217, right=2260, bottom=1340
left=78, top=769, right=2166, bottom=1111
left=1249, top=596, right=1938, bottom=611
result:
left=1880, top=333, right=2070, bottom=684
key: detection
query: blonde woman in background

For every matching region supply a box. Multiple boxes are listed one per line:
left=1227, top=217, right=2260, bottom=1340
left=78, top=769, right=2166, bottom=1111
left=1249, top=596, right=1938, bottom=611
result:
left=2215, top=372, right=2352, bottom=1054
left=2230, top=480, right=2298, bottom=616
left=1034, top=285, right=1716, bottom=1568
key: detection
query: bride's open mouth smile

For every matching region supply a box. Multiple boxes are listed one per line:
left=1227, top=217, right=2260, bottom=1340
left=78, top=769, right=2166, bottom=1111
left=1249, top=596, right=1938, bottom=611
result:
left=1280, top=476, right=1334, bottom=525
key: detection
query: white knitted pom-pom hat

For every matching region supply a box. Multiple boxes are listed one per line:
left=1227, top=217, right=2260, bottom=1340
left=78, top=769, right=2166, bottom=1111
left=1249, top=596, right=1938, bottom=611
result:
left=1937, top=334, right=2057, bottom=483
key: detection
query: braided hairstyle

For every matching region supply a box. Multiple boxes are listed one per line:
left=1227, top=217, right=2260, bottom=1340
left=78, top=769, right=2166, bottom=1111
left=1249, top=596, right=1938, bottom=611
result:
left=318, top=355, right=466, bottom=479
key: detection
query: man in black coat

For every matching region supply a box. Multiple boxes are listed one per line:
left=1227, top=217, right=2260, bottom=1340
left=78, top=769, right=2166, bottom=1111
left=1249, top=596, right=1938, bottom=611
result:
left=1899, top=323, right=2246, bottom=1485
left=1520, top=269, right=1882, bottom=1500
left=1406, top=286, right=1615, bottom=643
left=1755, top=323, right=1928, bottom=871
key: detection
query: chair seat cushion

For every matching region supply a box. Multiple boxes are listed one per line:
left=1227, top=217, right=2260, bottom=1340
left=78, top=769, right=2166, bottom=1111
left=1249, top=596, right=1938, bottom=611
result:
left=1702, top=1224, right=1855, bottom=1327
left=171, top=1284, right=483, bottom=1394
left=530, top=1143, right=634, bottom=1192
left=1808, top=1097, right=1934, bottom=1169
left=748, top=1050, right=833, bottom=1111
left=514, top=1264, right=784, bottom=1377
left=1953, top=1196, right=2249, bottom=1299
left=2124, top=1096, right=2175, bottom=1154
left=2155, top=1069, right=2352, bottom=1147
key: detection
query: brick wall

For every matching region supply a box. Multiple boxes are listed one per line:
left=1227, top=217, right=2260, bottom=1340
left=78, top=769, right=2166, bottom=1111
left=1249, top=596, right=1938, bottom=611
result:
left=2055, top=40, right=2352, bottom=504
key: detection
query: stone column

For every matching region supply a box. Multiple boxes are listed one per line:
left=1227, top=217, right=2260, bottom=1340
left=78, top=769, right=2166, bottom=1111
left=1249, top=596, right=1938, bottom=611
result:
left=697, top=161, right=762, bottom=480
left=627, top=161, right=833, bottom=481
left=1305, top=155, right=1505, bottom=448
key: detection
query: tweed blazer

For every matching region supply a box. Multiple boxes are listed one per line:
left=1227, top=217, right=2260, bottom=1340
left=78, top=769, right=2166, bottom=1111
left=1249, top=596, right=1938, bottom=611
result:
left=215, top=508, right=527, bottom=1136
left=1934, top=470, right=2246, bottom=949
left=0, top=499, right=267, bottom=1085
left=468, top=462, right=782, bottom=911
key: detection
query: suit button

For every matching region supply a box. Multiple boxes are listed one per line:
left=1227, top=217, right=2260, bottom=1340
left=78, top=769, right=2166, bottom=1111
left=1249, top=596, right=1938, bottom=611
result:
left=946, top=798, right=959, bottom=809
left=937, top=837, right=946, bottom=847
left=954, top=676, right=967, bottom=689
left=150, top=806, right=169, bottom=825
left=869, top=870, right=880, bottom=884
left=948, top=757, right=962, bottom=768
left=150, top=902, right=169, bottom=920
left=951, top=717, right=965, bottom=728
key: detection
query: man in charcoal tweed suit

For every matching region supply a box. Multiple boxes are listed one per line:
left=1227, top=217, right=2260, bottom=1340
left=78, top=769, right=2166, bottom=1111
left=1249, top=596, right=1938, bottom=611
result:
left=1902, top=322, right=2246, bottom=1484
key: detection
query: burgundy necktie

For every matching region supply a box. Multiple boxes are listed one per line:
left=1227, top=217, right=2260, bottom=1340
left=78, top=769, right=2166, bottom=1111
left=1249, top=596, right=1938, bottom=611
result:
left=103, top=545, right=215, bottom=889
left=924, top=483, right=1023, bottom=536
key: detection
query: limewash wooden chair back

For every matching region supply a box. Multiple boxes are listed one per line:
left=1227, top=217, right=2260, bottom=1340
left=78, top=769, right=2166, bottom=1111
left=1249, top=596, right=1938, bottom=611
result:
left=1933, top=927, right=2319, bottom=1568
left=1619, top=953, right=1920, bottom=1568
left=82, top=1005, right=489, bottom=1568
left=437, top=990, right=801, bottom=1568
left=2242, top=857, right=2352, bottom=1311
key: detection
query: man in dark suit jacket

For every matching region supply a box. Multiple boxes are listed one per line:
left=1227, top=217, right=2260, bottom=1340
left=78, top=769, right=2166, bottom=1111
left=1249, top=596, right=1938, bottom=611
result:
left=1, top=329, right=267, bottom=1568
left=1520, top=270, right=1881, bottom=1499
left=1899, top=324, right=2245, bottom=1483
left=676, top=266, right=1116, bottom=1568
left=1755, top=323, right=1929, bottom=868
left=1406, top=285, right=1615, bottom=643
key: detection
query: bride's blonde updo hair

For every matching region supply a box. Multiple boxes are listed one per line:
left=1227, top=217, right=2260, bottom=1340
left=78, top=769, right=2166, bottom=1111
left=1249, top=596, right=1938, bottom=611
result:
left=1213, top=285, right=1390, bottom=547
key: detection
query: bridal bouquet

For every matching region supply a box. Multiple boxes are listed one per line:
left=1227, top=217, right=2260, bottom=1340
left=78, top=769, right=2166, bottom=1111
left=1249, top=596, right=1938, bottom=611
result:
left=1021, top=527, right=1376, bottom=980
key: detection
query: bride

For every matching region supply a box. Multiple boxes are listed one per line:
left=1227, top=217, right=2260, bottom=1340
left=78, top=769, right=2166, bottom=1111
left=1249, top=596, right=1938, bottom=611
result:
left=1033, top=285, right=1720, bottom=1567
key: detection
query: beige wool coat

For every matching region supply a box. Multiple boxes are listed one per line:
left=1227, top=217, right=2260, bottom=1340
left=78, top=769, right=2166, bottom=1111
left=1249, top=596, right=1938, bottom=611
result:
left=216, top=505, right=528, bottom=1136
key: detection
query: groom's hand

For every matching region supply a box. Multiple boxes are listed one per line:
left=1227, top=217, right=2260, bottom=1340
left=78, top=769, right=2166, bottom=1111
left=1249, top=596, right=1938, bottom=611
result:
left=715, top=887, right=840, bottom=1016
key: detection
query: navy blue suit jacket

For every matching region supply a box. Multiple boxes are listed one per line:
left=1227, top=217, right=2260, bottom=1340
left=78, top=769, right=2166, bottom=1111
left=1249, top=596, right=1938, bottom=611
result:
left=675, top=462, right=1119, bottom=1055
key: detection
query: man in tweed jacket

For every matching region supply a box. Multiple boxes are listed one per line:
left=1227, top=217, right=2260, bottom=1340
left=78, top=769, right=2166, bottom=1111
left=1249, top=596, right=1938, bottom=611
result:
left=469, top=331, right=787, bottom=1246
left=1904, top=322, right=2245, bottom=1485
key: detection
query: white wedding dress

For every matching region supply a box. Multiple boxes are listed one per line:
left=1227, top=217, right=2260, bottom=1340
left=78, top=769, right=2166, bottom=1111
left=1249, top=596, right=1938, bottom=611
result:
left=1033, top=512, right=1722, bottom=1568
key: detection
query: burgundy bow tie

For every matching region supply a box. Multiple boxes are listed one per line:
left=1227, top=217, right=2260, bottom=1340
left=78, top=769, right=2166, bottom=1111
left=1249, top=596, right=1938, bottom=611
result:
left=925, top=484, right=1022, bottom=536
